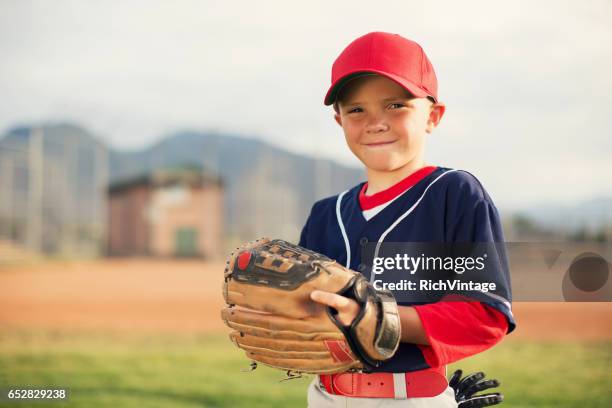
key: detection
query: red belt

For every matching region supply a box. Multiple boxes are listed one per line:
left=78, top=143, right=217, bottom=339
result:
left=319, top=367, right=448, bottom=399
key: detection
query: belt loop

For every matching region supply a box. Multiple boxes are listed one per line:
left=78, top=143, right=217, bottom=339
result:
left=393, top=373, right=407, bottom=399
left=319, top=374, right=334, bottom=395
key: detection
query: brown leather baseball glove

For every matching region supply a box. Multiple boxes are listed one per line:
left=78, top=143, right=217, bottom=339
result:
left=221, top=238, right=401, bottom=374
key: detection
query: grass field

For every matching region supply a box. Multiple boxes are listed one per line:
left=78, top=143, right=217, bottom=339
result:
left=1, top=330, right=610, bottom=408
left=1, top=260, right=611, bottom=407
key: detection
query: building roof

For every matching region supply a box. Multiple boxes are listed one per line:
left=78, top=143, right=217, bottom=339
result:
left=108, top=165, right=222, bottom=194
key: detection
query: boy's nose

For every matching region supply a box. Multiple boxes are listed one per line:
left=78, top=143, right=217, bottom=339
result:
left=365, top=120, right=390, bottom=134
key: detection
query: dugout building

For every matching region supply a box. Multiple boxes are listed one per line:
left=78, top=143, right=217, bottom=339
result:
left=107, top=166, right=223, bottom=258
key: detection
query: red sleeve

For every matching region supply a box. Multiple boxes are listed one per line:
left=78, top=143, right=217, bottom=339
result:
left=413, top=301, right=508, bottom=367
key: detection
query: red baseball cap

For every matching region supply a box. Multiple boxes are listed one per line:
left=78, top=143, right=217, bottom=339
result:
left=324, top=32, right=438, bottom=106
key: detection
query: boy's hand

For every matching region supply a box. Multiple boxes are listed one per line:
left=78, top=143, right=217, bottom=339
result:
left=310, top=290, right=361, bottom=326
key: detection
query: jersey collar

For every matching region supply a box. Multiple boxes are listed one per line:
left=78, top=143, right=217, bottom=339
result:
left=359, top=166, right=438, bottom=211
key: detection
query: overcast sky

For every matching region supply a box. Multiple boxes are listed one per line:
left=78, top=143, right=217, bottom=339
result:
left=1, top=0, right=611, bottom=209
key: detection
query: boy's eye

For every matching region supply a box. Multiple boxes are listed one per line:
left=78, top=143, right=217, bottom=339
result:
left=347, top=107, right=363, bottom=114
left=389, top=103, right=405, bottom=109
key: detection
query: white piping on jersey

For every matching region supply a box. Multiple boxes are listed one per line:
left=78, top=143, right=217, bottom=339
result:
left=335, top=170, right=513, bottom=313
left=481, top=291, right=514, bottom=314
left=336, top=190, right=351, bottom=268
left=372, top=170, right=459, bottom=263
left=368, top=169, right=513, bottom=312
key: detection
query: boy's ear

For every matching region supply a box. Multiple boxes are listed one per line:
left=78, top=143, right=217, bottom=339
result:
left=334, top=112, right=343, bottom=127
left=426, top=103, right=446, bottom=133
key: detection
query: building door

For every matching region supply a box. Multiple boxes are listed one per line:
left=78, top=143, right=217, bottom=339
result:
left=175, top=228, right=199, bottom=257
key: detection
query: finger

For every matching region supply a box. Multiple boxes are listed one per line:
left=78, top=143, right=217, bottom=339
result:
left=232, top=334, right=332, bottom=359
left=245, top=350, right=359, bottom=374
left=230, top=331, right=330, bottom=352
left=449, top=369, right=463, bottom=389
left=227, top=320, right=344, bottom=341
left=457, top=372, right=485, bottom=397
left=222, top=307, right=339, bottom=337
left=310, top=290, right=352, bottom=311
left=459, top=393, right=503, bottom=408
left=464, top=379, right=500, bottom=399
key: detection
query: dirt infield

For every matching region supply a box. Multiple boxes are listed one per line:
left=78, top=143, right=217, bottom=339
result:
left=1, top=259, right=611, bottom=340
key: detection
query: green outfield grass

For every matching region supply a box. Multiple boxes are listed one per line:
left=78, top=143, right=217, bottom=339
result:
left=0, top=330, right=610, bottom=408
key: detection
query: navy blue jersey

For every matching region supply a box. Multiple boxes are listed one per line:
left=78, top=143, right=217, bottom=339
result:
left=299, top=166, right=515, bottom=373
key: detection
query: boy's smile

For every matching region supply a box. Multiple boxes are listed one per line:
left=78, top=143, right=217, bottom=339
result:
left=334, top=75, right=444, bottom=193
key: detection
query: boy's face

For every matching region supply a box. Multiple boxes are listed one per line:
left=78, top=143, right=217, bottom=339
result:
left=334, top=75, right=444, bottom=173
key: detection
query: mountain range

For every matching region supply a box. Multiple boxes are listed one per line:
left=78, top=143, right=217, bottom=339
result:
left=0, top=123, right=609, bottom=250
left=0, top=123, right=364, bottom=246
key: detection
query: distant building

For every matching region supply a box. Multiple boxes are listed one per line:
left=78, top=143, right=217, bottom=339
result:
left=107, top=166, right=223, bottom=258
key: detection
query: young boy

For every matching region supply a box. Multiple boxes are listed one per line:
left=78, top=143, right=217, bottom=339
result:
left=299, top=32, right=515, bottom=407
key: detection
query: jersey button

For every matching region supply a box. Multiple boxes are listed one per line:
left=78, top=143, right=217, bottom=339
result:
left=359, top=237, right=369, bottom=246
left=358, top=263, right=367, bottom=272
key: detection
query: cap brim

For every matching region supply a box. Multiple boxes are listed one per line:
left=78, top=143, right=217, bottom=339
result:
left=324, top=69, right=434, bottom=106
